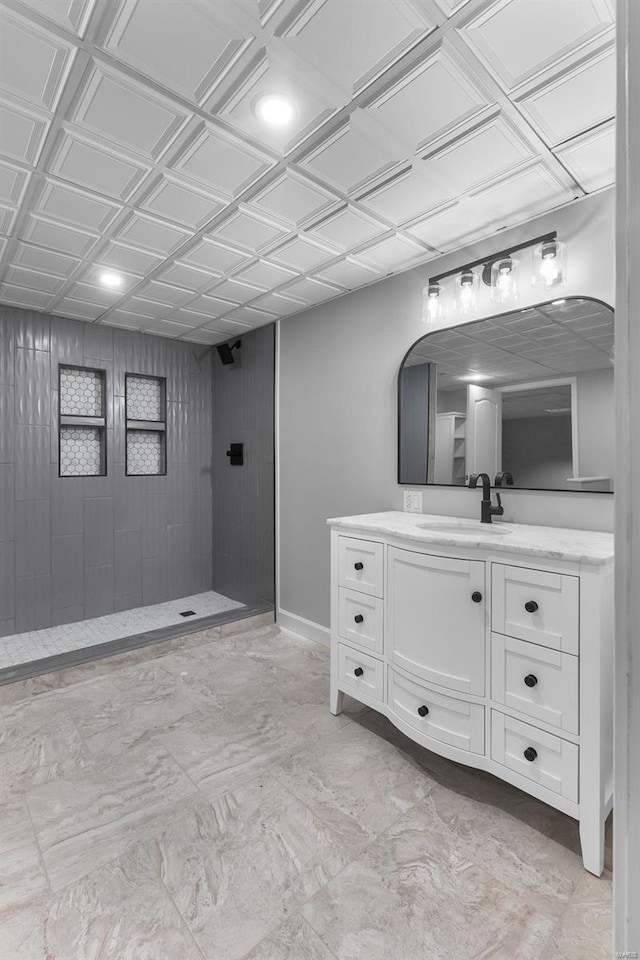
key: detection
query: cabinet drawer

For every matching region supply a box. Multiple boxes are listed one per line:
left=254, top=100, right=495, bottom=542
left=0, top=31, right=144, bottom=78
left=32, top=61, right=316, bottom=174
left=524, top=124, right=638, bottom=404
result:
left=337, top=643, right=384, bottom=704
left=338, top=588, right=383, bottom=654
left=388, top=668, right=484, bottom=755
left=338, top=536, right=383, bottom=598
left=491, top=711, right=578, bottom=803
left=491, top=633, right=579, bottom=734
left=492, top=564, right=579, bottom=654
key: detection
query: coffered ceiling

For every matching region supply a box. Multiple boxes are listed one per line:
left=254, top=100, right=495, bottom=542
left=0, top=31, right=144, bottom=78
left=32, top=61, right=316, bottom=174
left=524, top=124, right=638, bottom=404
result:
left=0, top=0, right=616, bottom=343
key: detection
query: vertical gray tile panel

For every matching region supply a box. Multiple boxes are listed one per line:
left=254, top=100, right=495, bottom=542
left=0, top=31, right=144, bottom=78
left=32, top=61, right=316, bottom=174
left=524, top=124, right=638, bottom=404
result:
left=114, top=470, right=142, bottom=531
left=50, top=316, right=83, bottom=373
left=15, top=500, right=50, bottom=578
left=0, top=384, right=14, bottom=462
left=0, top=463, right=14, bottom=541
left=142, top=556, right=168, bottom=605
left=0, top=312, right=15, bottom=385
left=142, top=493, right=167, bottom=559
left=15, top=574, right=51, bottom=632
left=0, top=619, right=16, bottom=637
left=52, top=534, right=83, bottom=610
left=167, top=402, right=190, bottom=462
left=167, top=522, right=191, bottom=599
left=15, top=348, right=50, bottom=425
left=52, top=605, right=84, bottom=626
left=114, top=527, right=141, bottom=600
left=84, top=564, right=114, bottom=618
left=51, top=465, right=83, bottom=536
left=13, top=308, right=49, bottom=351
left=0, top=540, right=15, bottom=621
left=83, top=322, right=113, bottom=361
left=15, top=424, right=50, bottom=501
left=84, top=497, right=114, bottom=567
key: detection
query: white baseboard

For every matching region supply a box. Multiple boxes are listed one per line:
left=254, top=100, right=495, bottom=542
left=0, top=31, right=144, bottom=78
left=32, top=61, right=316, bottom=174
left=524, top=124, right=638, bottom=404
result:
left=276, top=608, right=330, bottom=647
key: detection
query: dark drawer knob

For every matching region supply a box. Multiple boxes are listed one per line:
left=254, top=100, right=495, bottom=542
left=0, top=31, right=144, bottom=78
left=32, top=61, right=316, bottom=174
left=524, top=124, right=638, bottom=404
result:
left=471, top=591, right=483, bottom=603
left=524, top=747, right=538, bottom=762
left=353, top=667, right=364, bottom=677
left=524, top=674, right=538, bottom=688
left=354, top=614, right=364, bottom=624
left=354, top=562, right=364, bottom=571
left=417, top=705, right=429, bottom=717
left=524, top=600, right=539, bottom=613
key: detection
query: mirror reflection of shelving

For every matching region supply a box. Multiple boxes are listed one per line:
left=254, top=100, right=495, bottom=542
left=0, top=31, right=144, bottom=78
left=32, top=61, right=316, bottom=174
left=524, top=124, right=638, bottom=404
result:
left=125, top=374, right=166, bottom=477
left=435, top=412, right=466, bottom=485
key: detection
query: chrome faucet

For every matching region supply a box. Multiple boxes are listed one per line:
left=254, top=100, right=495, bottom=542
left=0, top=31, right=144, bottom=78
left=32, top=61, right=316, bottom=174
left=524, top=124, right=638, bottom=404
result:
left=469, top=473, right=504, bottom=524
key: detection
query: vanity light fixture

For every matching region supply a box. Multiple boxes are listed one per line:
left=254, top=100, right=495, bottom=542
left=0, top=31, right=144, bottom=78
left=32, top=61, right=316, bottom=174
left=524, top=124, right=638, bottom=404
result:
left=99, top=270, right=123, bottom=289
left=254, top=93, right=295, bottom=127
left=456, top=269, right=480, bottom=314
left=422, top=280, right=444, bottom=323
left=490, top=256, right=520, bottom=304
left=532, top=238, right=567, bottom=287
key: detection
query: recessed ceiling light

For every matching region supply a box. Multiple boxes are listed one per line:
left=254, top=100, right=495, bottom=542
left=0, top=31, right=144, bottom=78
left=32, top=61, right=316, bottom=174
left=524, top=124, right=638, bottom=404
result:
left=254, top=93, right=295, bottom=127
left=99, top=270, right=123, bottom=289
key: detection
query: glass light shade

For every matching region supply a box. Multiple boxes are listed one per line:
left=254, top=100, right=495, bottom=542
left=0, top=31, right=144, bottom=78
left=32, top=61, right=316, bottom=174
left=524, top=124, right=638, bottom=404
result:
left=422, top=281, right=444, bottom=323
left=532, top=239, right=567, bottom=287
left=490, top=256, right=520, bottom=304
left=455, top=269, right=480, bottom=314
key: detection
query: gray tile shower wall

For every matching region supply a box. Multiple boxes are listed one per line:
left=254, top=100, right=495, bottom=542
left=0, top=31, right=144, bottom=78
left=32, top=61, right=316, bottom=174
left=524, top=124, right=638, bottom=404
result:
left=211, top=323, right=275, bottom=607
left=0, top=306, right=214, bottom=634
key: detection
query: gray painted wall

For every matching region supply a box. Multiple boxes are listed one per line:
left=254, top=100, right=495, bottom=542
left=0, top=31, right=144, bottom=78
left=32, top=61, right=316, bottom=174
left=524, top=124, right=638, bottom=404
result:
left=278, top=190, right=616, bottom=630
left=502, top=416, right=573, bottom=489
left=211, top=323, right=275, bottom=607
left=0, top=306, right=213, bottom=636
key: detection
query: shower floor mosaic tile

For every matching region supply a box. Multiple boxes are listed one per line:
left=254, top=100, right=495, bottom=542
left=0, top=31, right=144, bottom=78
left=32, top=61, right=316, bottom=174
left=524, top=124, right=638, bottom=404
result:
left=0, top=619, right=612, bottom=959
left=0, top=591, right=244, bottom=671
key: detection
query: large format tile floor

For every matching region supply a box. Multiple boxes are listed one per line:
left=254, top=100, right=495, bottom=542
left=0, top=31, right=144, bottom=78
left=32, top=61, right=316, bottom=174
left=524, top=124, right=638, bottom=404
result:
left=0, top=617, right=612, bottom=959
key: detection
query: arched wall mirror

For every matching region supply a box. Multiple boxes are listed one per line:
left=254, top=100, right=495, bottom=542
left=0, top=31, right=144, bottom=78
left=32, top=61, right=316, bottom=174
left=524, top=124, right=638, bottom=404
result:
left=398, top=297, right=615, bottom=493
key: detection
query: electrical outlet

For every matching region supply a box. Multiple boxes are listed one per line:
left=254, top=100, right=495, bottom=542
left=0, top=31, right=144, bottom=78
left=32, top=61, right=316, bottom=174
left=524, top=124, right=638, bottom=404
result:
left=403, top=490, right=423, bottom=513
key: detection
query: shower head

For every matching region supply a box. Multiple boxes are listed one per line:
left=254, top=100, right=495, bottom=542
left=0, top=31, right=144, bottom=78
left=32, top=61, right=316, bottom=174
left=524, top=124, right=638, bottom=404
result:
left=216, top=340, right=241, bottom=365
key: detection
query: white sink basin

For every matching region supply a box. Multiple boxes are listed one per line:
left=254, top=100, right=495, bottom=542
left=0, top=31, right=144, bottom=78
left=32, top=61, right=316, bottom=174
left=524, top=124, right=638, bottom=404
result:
left=416, top=519, right=512, bottom=535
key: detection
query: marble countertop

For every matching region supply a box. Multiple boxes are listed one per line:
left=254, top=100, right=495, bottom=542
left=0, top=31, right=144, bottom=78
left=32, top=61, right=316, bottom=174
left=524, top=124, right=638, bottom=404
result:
left=327, top=511, right=614, bottom=566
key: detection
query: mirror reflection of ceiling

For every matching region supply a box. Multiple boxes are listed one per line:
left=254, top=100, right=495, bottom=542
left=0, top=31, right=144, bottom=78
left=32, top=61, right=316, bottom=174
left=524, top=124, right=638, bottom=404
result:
left=0, top=0, right=615, bottom=342
left=502, top=385, right=572, bottom=420
left=404, top=299, right=614, bottom=390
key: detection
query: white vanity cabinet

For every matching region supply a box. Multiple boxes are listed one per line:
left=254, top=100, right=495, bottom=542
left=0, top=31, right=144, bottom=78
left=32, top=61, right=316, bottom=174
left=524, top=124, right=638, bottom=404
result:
left=328, top=513, right=614, bottom=876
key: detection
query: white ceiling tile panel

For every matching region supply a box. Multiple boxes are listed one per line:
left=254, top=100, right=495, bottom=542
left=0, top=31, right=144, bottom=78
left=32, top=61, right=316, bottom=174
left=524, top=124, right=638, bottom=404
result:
left=200, top=317, right=254, bottom=335
left=366, top=46, right=490, bottom=154
left=0, top=159, right=30, bottom=206
left=277, top=275, right=341, bottom=305
left=155, top=261, right=217, bottom=291
left=555, top=121, right=615, bottom=192
left=47, top=128, right=151, bottom=201
left=103, top=0, right=252, bottom=104
left=249, top=290, right=306, bottom=315
left=207, top=277, right=264, bottom=304
left=139, top=174, right=224, bottom=230
left=267, top=235, right=338, bottom=272
left=0, top=97, right=50, bottom=166
left=77, top=262, right=141, bottom=292
left=52, top=296, right=104, bottom=319
left=95, top=240, right=163, bottom=275
left=210, top=207, right=289, bottom=253
left=0, top=7, right=76, bottom=111
left=358, top=165, right=452, bottom=227
left=34, top=178, right=122, bottom=232
left=21, top=214, right=100, bottom=257
left=17, top=0, right=97, bottom=38
left=434, top=0, right=471, bottom=15
left=180, top=327, right=229, bottom=344
left=299, top=112, right=406, bottom=194
left=470, top=162, right=576, bottom=227
left=357, top=233, right=427, bottom=272
left=226, top=304, right=278, bottom=323
left=405, top=199, right=492, bottom=251
left=140, top=317, right=196, bottom=336
left=214, top=47, right=338, bottom=154
left=233, top=258, right=297, bottom=289
left=71, top=63, right=190, bottom=161
left=101, top=312, right=142, bottom=330
left=284, top=0, right=433, bottom=95
left=0, top=282, right=54, bottom=309
left=308, top=205, right=387, bottom=251
left=459, top=0, right=615, bottom=92
left=119, top=296, right=171, bottom=319
left=135, top=280, right=194, bottom=307
left=180, top=237, right=248, bottom=274
left=3, top=264, right=65, bottom=294
left=518, top=45, right=615, bottom=146
left=312, top=256, right=380, bottom=289
left=114, top=211, right=191, bottom=256
left=65, top=280, right=123, bottom=306
left=169, top=122, right=274, bottom=198
left=12, top=241, right=81, bottom=277
left=182, top=294, right=240, bottom=318
left=249, top=169, right=337, bottom=226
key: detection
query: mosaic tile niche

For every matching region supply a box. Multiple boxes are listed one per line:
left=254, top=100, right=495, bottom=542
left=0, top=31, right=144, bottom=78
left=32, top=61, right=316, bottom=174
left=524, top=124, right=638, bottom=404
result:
left=60, top=367, right=104, bottom=416
left=127, top=375, right=164, bottom=421
left=126, top=430, right=164, bottom=475
left=60, top=425, right=103, bottom=476
left=125, top=374, right=166, bottom=476
left=59, top=365, right=106, bottom=477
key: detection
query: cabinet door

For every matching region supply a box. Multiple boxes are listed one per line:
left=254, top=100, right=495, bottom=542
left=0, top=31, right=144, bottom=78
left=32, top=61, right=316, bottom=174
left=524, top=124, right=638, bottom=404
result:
left=387, top=546, right=486, bottom=695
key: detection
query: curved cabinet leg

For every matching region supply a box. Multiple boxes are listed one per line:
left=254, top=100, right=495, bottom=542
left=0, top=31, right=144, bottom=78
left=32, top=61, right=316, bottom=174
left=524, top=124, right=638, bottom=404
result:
left=330, top=686, right=344, bottom=716
left=579, top=808, right=605, bottom=876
